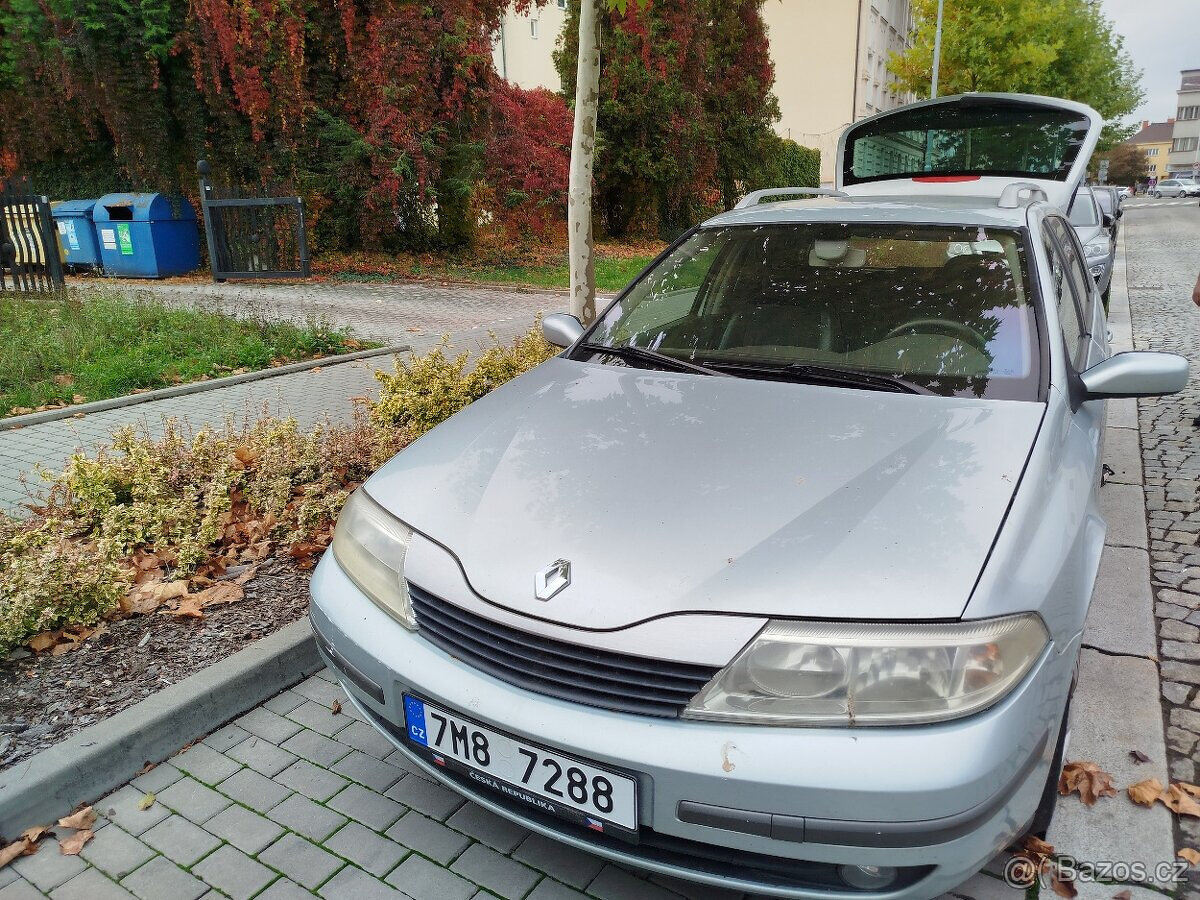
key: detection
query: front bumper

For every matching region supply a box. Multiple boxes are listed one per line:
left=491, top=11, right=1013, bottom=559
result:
left=310, top=553, right=1073, bottom=900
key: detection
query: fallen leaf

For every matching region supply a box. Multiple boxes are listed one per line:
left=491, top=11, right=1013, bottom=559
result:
left=27, top=632, right=57, bottom=652
left=1129, top=749, right=1151, bottom=764
left=58, top=830, right=92, bottom=855
left=57, top=807, right=96, bottom=830
left=1058, top=761, right=1118, bottom=805
left=1162, top=783, right=1200, bottom=817
left=52, top=373, right=74, bottom=386
left=1178, top=782, right=1200, bottom=799
left=0, top=838, right=34, bottom=868
left=1022, top=835, right=1055, bottom=858
left=170, top=594, right=206, bottom=619
left=1113, top=891, right=1132, bottom=900
left=20, top=826, right=48, bottom=843
left=194, top=582, right=243, bottom=607
left=1128, top=778, right=1165, bottom=807
left=50, top=642, right=74, bottom=656
left=71, top=394, right=86, bottom=405
left=136, top=761, right=156, bottom=776
left=233, top=446, right=258, bottom=467
left=331, top=700, right=342, bottom=715
left=1179, top=848, right=1200, bottom=866
left=1049, top=868, right=1078, bottom=898
left=137, top=793, right=155, bottom=811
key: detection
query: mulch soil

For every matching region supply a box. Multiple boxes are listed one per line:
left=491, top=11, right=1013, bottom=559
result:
left=0, top=557, right=310, bottom=771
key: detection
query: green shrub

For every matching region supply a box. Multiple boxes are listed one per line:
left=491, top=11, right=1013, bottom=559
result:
left=372, top=324, right=557, bottom=436
left=744, top=135, right=822, bottom=194
left=0, top=516, right=126, bottom=653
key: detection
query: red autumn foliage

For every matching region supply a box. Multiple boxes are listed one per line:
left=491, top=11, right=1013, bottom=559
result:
left=481, top=83, right=572, bottom=244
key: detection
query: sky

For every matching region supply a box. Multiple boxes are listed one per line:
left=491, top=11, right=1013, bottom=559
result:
left=1099, top=0, right=1197, bottom=126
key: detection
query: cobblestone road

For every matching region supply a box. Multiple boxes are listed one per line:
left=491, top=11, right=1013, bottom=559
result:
left=1126, top=200, right=1200, bottom=852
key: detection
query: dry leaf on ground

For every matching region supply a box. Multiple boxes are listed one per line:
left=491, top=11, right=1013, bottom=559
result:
left=1058, top=761, right=1118, bottom=805
left=170, top=594, right=206, bottom=619
left=1178, top=782, right=1200, bottom=799
left=58, top=830, right=92, bottom=855
left=57, top=807, right=96, bottom=830
left=1129, top=749, right=1151, bottom=764
left=0, top=830, right=43, bottom=869
left=1128, top=778, right=1165, bottom=807
left=1112, top=890, right=1132, bottom=900
left=1048, top=868, right=1078, bottom=898
left=1179, top=848, right=1200, bottom=866
left=137, top=793, right=155, bottom=811
left=331, top=700, right=342, bottom=715
left=1161, top=784, right=1200, bottom=817
left=20, top=826, right=48, bottom=843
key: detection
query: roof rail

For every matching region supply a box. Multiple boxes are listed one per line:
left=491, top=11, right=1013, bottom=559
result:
left=735, top=187, right=850, bottom=209
left=997, top=182, right=1049, bottom=209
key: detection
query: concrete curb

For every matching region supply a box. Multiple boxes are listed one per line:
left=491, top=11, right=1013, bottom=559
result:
left=0, top=618, right=320, bottom=839
left=0, top=346, right=408, bottom=432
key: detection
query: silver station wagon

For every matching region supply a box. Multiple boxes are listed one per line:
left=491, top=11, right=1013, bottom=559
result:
left=311, top=94, right=1188, bottom=899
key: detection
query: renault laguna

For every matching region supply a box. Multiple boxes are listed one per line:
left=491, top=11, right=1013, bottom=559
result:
left=310, top=94, right=1188, bottom=898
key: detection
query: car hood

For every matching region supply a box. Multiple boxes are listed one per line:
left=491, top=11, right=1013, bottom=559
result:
left=366, top=357, right=1044, bottom=629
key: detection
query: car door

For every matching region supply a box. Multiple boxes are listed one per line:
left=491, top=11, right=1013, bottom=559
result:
left=1044, top=215, right=1107, bottom=481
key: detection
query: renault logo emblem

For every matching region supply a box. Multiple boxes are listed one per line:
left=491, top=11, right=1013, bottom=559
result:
left=535, top=559, right=571, bottom=601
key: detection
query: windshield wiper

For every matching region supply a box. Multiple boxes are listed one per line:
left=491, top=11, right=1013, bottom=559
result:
left=706, top=360, right=927, bottom=394
left=576, top=342, right=727, bottom=377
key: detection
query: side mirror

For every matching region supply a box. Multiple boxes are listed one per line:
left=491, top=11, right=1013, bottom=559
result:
left=1101, top=213, right=1115, bottom=229
left=1081, top=351, right=1189, bottom=400
left=542, top=312, right=585, bottom=348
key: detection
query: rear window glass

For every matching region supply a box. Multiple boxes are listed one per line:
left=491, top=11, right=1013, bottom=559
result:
left=844, top=99, right=1091, bottom=185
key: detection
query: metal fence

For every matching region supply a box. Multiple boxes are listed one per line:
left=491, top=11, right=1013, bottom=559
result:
left=0, top=176, right=64, bottom=292
left=197, top=161, right=309, bottom=282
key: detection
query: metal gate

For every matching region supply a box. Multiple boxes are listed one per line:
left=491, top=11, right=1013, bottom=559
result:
left=0, top=176, right=64, bottom=292
left=197, top=160, right=310, bottom=282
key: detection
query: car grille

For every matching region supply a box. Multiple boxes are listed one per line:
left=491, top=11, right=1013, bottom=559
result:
left=408, top=583, right=722, bottom=718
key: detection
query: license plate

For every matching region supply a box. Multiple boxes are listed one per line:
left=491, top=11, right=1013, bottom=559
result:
left=402, top=695, right=638, bottom=835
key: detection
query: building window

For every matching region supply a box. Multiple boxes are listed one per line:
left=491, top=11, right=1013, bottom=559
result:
left=557, top=0, right=567, bottom=6
left=1172, top=136, right=1199, bottom=153
left=1146, top=147, right=1158, bottom=156
left=530, top=17, right=539, bottom=38
left=1179, top=105, right=1200, bottom=121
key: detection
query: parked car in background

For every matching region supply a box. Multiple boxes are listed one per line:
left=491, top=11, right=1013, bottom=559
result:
left=311, top=94, right=1188, bottom=900
left=1152, top=178, right=1200, bottom=198
left=1093, top=186, right=1122, bottom=243
left=1116, top=186, right=1131, bottom=201
left=1071, top=184, right=1115, bottom=302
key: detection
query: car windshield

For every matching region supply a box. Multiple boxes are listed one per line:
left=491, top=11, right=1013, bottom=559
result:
left=584, top=224, right=1039, bottom=400
left=1069, top=191, right=1099, bottom=227
left=843, top=99, right=1090, bottom=185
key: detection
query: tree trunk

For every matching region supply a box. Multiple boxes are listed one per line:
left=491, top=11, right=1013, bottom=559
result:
left=568, top=0, right=601, bottom=325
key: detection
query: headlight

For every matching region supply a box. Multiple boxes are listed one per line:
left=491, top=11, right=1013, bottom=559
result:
left=683, top=614, right=1048, bottom=726
left=1084, top=239, right=1109, bottom=261
left=331, top=489, right=416, bottom=630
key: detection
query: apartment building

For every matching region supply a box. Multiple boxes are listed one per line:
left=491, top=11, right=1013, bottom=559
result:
left=493, top=0, right=915, bottom=186
left=493, top=0, right=570, bottom=91
left=1167, top=69, right=1200, bottom=179
left=1125, top=120, right=1175, bottom=181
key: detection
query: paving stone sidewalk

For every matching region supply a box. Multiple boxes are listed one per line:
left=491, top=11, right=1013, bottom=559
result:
left=82, top=278, right=566, bottom=346
left=0, top=291, right=559, bottom=513
left=0, top=669, right=752, bottom=900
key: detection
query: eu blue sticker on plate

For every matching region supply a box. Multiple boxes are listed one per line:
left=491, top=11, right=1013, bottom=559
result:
left=403, top=695, right=429, bottom=746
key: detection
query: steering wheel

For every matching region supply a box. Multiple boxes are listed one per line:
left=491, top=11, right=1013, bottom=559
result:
left=884, top=318, right=989, bottom=353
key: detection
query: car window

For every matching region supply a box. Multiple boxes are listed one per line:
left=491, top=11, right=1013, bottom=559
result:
left=1094, top=190, right=1113, bottom=215
left=1068, top=190, right=1100, bottom=227
left=588, top=224, right=1040, bottom=401
left=1043, top=218, right=1089, bottom=368
left=844, top=99, right=1092, bottom=185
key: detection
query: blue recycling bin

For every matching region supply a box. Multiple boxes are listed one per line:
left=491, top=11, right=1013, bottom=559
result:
left=50, top=199, right=102, bottom=270
left=92, top=193, right=200, bottom=278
